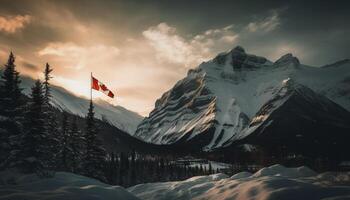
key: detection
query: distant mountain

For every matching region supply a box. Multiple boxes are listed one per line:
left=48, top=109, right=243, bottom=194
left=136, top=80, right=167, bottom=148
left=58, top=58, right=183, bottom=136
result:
left=134, top=46, right=350, bottom=151
left=20, top=76, right=143, bottom=135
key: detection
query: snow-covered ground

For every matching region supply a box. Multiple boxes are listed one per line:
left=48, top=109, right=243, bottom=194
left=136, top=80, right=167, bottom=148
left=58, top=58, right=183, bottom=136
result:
left=128, top=164, right=350, bottom=200
left=1, top=165, right=349, bottom=200
left=0, top=170, right=139, bottom=200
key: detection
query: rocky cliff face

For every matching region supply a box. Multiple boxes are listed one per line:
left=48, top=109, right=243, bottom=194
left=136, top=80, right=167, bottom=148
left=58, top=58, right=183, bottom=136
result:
left=134, top=46, right=350, bottom=151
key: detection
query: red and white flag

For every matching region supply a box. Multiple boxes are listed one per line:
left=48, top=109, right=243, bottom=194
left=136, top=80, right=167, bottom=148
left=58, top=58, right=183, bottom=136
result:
left=91, top=76, right=114, bottom=98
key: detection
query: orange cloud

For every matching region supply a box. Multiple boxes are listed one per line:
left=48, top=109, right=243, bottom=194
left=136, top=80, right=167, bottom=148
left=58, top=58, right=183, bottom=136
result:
left=0, top=15, right=32, bottom=33
left=38, top=42, right=120, bottom=70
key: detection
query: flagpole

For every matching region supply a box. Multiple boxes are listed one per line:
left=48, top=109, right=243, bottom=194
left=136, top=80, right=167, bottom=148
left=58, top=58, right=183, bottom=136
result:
left=90, top=72, right=92, bottom=102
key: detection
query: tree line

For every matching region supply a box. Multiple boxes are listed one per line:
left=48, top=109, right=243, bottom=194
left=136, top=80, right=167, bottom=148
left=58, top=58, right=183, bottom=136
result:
left=105, top=152, right=218, bottom=187
left=0, top=52, right=106, bottom=181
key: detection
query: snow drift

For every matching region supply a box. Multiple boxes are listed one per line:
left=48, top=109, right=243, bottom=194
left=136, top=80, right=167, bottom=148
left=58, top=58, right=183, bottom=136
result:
left=1, top=165, right=349, bottom=200
left=0, top=170, right=139, bottom=200
left=128, top=164, right=350, bottom=200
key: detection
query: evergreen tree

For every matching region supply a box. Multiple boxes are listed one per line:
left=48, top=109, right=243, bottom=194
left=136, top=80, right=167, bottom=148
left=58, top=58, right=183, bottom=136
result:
left=208, top=162, right=213, bottom=175
left=118, top=152, right=126, bottom=185
left=0, top=52, right=24, bottom=169
left=21, top=80, right=47, bottom=173
left=129, top=150, right=137, bottom=185
left=199, top=164, right=204, bottom=175
left=81, top=100, right=106, bottom=181
left=105, top=152, right=118, bottom=184
left=69, top=116, right=83, bottom=173
left=43, top=63, right=53, bottom=101
left=60, top=112, right=70, bottom=171
left=42, top=63, right=60, bottom=170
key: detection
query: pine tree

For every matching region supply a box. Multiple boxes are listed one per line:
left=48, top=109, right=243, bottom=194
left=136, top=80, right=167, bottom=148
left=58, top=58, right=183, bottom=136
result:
left=119, top=152, right=126, bottom=185
left=60, top=112, right=69, bottom=171
left=59, top=113, right=83, bottom=173
left=105, top=152, right=118, bottom=184
left=0, top=52, right=24, bottom=169
left=21, top=80, right=47, bottom=173
left=81, top=100, right=107, bottom=181
left=42, top=63, right=60, bottom=170
left=69, top=116, right=83, bottom=173
left=199, top=164, right=204, bottom=175
left=208, top=162, right=213, bottom=175
left=43, top=63, right=53, bottom=101
left=129, top=150, right=137, bottom=185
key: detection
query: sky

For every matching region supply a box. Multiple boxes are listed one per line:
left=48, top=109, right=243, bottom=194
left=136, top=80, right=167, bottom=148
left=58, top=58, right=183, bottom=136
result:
left=0, top=0, right=349, bottom=116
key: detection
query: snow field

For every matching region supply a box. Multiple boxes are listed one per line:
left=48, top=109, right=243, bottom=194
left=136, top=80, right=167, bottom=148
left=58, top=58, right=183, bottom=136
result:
left=1, top=165, right=349, bottom=200
left=0, top=170, right=139, bottom=200
left=128, top=164, right=350, bottom=200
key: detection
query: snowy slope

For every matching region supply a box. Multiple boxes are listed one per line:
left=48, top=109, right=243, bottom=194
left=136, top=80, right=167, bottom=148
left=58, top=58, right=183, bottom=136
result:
left=135, top=46, right=350, bottom=149
left=20, top=76, right=143, bottom=134
left=232, top=78, right=350, bottom=140
left=2, top=165, right=349, bottom=200
left=0, top=170, right=139, bottom=200
left=225, top=79, right=350, bottom=158
left=128, top=164, right=350, bottom=200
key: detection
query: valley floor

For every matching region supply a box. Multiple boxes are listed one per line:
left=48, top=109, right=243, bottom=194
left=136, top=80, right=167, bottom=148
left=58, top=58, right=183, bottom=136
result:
left=1, top=165, right=350, bottom=200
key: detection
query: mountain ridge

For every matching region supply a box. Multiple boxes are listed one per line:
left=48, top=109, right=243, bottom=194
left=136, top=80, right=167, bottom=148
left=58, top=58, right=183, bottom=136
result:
left=19, top=75, right=143, bottom=135
left=135, top=46, right=350, bottom=151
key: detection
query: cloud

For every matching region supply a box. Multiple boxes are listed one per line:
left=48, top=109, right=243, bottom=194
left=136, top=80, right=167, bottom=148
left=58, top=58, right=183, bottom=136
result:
left=142, top=23, right=192, bottom=65
left=21, top=61, right=39, bottom=71
left=143, top=23, right=238, bottom=67
left=0, top=49, right=8, bottom=63
left=38, top=42, right=120, bottom=69
left=37, top=41, right=122, bottom=105
left=10, top=8, right=282, bottom=116
left=0, top=15, right=32, bottom=33
left=246, top=10, right=280, bottom=33
left=38, top=42, right=83, bottom=57
left=36, top=41, right=168, bottom=114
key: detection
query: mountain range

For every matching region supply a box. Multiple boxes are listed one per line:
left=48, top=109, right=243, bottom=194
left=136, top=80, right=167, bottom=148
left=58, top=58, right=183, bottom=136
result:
left=134, top=46, right=350, bottom=154
left=16, top=46, right=350, bottom=157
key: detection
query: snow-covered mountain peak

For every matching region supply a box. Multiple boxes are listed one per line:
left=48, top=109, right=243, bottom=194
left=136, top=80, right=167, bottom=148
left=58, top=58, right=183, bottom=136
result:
left=274, top=53, right=300, bottom=66
left=211, top=46, right=271, bottom=71
left=230, top=45, right=246, bottom=53
left=135, top=46, right=350, bottom=150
